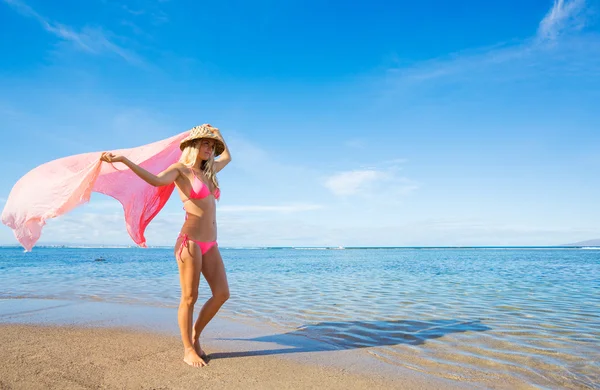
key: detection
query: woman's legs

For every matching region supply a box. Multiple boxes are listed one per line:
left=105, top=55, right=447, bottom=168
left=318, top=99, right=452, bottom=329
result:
left=192, top=245, right=230, bottom=357
left=175, top=236, right=207, bottom=367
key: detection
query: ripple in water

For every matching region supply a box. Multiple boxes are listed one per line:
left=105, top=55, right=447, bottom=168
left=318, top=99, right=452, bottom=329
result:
left=1, top=247, right=598, bottom=388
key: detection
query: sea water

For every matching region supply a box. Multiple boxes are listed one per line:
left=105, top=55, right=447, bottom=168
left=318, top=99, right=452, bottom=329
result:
left=1, top=247, right=598, bottom=388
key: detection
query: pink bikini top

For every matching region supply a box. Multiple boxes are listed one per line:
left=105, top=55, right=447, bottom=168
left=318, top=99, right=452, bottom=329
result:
left=187, top=168, right=220, bottom=201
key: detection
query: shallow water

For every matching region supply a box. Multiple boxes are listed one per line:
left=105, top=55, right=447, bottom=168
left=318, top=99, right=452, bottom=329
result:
left=1, top=247, right=599, bottom=388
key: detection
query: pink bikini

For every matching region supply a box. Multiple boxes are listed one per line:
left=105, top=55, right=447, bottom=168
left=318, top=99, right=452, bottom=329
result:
left=177, top=168, right=221, bottom=260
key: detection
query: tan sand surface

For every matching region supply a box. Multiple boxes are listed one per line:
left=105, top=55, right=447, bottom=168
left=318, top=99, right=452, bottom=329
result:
left=0, top=324, right=468, bottom=390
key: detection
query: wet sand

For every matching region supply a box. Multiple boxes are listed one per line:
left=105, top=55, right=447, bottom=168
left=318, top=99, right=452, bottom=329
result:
left=0, top=299, right=538, bottom=389
left=0, top=324, right=470, bottom=390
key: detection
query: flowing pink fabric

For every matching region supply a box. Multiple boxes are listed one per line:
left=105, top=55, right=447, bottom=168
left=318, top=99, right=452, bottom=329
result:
left=1, top=131, right=189, bottom=251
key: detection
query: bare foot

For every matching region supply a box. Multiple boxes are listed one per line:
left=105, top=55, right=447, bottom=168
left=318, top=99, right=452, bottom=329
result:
left=183, top=347, right=207, bottom=368
left=192, top=331, right=207, bottom=360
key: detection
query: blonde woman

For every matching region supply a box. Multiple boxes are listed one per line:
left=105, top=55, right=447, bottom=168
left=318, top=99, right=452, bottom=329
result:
left=100, top=124, right=231, bottom=368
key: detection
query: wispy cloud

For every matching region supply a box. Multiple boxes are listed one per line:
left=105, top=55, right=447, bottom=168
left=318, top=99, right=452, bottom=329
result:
left=322, top=220, right=600, bottom=247
left=105, top=0, right=170, bottom=25
left=2, top=0, right=143, bottom=65
left=325, top=170, right=387, bottom=196
left=36, top=211, right=129, bottom=245
left=537, top=0, right=588, bottom=41
left=219, top=204, right=323, bottom=214
left=324, top=165, right=418, bottom=199
left=150, top=10, right=169, bottom=25
left=225, top=133, right=316, bottom=195
left=396, top=219, right=600, bottom=246
left=216, top=215, right=338, bottom=247
left=18, top=206, right=328, bottom=247
left=7, top=209, right=596, bottom=247
left=324, top=156, right=416, bottom=199
left=384, top=0, right=596, bottom=90
left=121, top=4, right=145, bottom=16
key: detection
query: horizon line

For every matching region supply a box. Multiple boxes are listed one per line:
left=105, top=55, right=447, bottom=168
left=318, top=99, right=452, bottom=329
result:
left=0, top=244, right=598, bottom=250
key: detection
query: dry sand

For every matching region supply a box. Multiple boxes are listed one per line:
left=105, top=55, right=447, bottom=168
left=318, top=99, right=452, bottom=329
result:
left=0, top=324, right=466, bottom=390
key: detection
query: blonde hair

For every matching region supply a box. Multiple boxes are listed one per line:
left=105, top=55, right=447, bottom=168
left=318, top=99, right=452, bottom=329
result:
left=179, top=140, right=219, bottom=194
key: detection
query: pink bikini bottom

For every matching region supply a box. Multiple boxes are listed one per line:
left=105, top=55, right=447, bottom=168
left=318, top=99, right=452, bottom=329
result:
left=177, top=233, right=217, bottom=260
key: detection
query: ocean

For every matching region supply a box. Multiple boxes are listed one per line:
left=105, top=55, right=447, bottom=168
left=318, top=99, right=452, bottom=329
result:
left=1, top=246, right=598, bottom=388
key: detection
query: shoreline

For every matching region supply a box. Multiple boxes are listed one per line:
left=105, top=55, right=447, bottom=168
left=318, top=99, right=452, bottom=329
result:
left=5, top=297, right=592, bottom=389
left=0, top=298, right=487, bottom=389
left=1, top=324, right=413, bottom=390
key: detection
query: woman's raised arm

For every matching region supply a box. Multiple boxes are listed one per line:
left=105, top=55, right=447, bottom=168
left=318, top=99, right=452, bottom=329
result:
left=100, top=152, right=182, bottom=187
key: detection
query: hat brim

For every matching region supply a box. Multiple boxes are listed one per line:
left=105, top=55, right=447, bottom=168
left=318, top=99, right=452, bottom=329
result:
left=180, top=136, right=225, bottom=157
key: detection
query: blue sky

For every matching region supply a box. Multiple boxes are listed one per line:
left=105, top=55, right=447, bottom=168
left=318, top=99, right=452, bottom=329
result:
left=1, top=0, right=599, bottom=247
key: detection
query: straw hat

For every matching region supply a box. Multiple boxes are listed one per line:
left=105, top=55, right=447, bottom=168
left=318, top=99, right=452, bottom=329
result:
left=179, top=124, right=225, bottom=156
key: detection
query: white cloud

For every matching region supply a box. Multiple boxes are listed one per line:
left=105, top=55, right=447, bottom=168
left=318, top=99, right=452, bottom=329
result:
left=309, top=217, right=600, bottom=247
left=216, top=213, right=347, bottom=247
left=383, top=0, right=596, bottom=91
left=2, top=0, right=143, bottom=65
left=4, top=197, right=324, bottom=248
left=2, top=205, right=597, bottom=248
left=400, top=219, right=600, bottom=247
left=106, top=0, right=170, bottom=26
left=222, top=133, right=319, bottom=202
left=217, top=217, right=600, bottom=247
left=537, top=0, right=587, bottom=41
left=324, top=170, right=388, bottom=196
left=386, top=42, right=533, bottom=88
left=324, top=161, right=418, bottom=199
left=35, top=211, right=128, bottom=244
left=5, top=207, right=327, bottom=247
left=121, top=4, right=145, bottom=16
left=150, top=10, right=169, bottom=25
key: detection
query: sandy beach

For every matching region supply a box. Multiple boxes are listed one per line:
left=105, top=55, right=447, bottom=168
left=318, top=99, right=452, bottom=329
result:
left=0, top=324, right=467, bottom=390
left=0, top=298, right=482, bottom=390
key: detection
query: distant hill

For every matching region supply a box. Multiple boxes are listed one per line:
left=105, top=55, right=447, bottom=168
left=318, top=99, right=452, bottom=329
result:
left=563, top=239, right=600, bottom=247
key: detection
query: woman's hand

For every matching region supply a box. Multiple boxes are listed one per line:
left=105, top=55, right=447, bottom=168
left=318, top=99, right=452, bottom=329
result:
left=206, top=124, right=222, bottom=137
left=99, top=152, right=179, bottom=187
left=100, top=152, right=127, bottom=163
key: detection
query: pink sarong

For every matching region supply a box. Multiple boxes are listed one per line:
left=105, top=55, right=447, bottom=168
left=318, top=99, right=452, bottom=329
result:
left=1, top=131, right=189, bottom=251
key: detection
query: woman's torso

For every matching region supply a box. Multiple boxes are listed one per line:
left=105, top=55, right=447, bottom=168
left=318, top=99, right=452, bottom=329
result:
left=174, top=165, right=219, bottom=242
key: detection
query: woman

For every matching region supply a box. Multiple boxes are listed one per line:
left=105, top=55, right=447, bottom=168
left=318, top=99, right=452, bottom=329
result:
left=100, top=124, right=231, bottom=368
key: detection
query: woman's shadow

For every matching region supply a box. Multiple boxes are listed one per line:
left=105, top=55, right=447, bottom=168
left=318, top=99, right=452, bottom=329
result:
left=209, top=318, right=491, bottom=360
